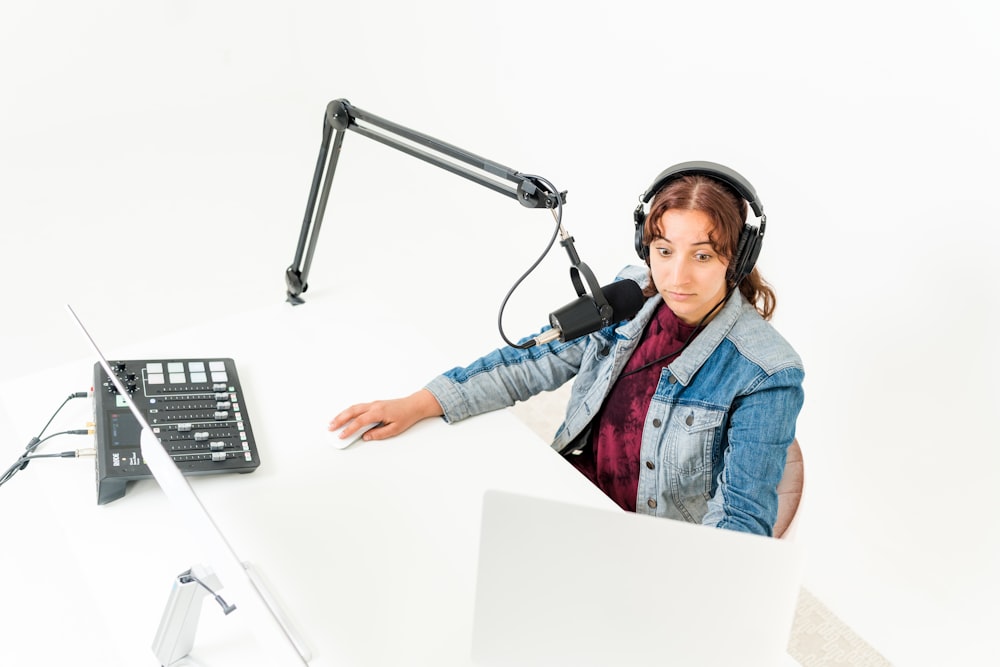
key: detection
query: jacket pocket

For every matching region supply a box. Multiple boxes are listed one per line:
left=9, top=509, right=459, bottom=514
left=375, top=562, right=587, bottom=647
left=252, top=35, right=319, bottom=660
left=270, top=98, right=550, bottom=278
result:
left=664, top=405, right=724, bottom=475
left=663, top=405, right=724, bottom=522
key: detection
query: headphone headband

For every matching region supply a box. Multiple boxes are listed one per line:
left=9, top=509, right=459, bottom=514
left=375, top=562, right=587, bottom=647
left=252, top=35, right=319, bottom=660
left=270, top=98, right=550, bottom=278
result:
left=640, top=160, right=764, bottom=219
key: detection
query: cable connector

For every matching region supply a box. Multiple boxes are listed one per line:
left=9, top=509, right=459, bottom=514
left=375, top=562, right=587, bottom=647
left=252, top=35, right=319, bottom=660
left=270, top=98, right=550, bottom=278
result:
left=1, top=391, right=99, bottom=490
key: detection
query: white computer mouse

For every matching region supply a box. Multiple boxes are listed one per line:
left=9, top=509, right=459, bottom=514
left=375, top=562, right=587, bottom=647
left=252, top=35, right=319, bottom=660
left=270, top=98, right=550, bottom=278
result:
left=329, top=421, right=380, bottom=449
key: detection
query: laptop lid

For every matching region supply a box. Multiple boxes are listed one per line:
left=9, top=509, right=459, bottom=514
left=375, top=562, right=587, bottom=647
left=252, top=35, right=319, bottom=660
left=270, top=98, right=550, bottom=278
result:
left=471, top=489, right=803, bottom=667
left=66, top=304, right=309, bottom=665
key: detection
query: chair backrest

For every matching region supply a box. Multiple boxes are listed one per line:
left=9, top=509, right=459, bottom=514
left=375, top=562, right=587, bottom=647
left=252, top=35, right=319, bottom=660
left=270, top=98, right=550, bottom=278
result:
left=774, top=438, right=804, bottom=540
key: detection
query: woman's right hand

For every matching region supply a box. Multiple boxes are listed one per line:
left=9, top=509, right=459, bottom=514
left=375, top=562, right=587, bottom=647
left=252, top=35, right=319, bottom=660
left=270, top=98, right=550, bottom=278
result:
left=328, top=388, right=444, bottom=442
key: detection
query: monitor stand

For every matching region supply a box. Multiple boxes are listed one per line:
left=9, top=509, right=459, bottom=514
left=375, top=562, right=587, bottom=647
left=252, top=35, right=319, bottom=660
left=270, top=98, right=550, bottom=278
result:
left=152, top=563, right=311, bottom=665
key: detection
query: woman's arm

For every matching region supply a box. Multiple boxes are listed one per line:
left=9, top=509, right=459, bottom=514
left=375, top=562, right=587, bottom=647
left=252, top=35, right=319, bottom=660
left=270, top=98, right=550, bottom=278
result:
left=329, top=389, right=443, bottom=442
left=330, top=330, right=590, bottom=441
left=703, top=367, right=805, bottom=535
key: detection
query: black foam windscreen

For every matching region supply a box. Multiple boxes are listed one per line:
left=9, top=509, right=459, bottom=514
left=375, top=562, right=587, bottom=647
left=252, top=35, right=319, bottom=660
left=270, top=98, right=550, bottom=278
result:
left=548, top=279, right=645, bottom=342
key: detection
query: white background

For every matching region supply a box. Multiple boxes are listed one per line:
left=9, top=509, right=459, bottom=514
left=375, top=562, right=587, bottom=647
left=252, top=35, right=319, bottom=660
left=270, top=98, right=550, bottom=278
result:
left=1, top=1, right=997, bottom=665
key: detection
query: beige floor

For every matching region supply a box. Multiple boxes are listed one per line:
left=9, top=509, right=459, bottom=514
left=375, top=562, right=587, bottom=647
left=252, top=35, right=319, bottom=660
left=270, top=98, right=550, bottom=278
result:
left=509, top=389, right=892, bottom=667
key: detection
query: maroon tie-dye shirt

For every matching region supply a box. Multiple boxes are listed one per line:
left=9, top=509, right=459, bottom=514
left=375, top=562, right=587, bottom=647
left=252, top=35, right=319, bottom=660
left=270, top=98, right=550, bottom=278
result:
left=569, top=302, right=701, bottom=511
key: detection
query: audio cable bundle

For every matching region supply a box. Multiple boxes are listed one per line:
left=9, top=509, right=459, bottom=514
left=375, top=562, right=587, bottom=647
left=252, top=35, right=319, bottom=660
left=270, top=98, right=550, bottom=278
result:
left=0, top=391, right=95, bottom=490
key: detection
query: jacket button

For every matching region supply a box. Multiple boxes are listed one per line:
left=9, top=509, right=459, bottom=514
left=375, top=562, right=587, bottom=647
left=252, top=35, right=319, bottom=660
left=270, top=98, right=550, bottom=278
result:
left=645, top=460, right=655, bottom=470
left=685, top=414, right=694, bottom=426
left=599, top=345, right=610, bottom=357
left=668, top=375, right=678, bottom=384
left=647, top=498, right=657, bottom=509
left=652, top=418, right=662, bottom=428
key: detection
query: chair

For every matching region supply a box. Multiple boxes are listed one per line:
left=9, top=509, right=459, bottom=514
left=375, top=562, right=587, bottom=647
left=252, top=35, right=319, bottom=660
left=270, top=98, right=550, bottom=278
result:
left=774, top=438, right=804, bottom=540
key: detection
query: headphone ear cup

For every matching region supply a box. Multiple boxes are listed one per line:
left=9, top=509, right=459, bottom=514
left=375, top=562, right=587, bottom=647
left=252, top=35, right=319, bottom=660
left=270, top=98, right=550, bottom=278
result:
left=743, top=233, right=762, bottom=276
left=633, top=204, right=649, bottom=262
left=729, top=224, right=762, bottom=284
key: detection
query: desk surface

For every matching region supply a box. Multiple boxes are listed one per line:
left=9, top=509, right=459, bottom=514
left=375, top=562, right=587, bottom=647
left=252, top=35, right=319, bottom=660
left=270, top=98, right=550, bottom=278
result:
left=1, top=293, right=628, bottom=666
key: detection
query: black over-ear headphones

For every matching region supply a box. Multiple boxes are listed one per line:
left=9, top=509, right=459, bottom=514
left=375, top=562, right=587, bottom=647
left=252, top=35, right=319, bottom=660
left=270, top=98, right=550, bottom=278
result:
left=632, top=160, right=767, bottom=285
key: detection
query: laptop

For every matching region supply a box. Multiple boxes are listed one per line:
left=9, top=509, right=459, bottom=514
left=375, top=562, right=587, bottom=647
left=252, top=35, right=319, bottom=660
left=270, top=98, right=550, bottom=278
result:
left=471, top=489, right=803, bottom=667
left=66, top=305, right=311, bottom=666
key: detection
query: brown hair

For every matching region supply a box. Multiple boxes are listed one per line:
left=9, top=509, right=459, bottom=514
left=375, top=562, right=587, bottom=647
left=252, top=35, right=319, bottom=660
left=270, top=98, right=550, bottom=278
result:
left=641, top=174, right=776, bottom=319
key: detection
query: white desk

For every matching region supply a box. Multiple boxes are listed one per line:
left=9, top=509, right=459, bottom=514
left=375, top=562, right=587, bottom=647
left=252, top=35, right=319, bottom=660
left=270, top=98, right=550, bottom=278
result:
left=0, top=292, right=621, bottom=666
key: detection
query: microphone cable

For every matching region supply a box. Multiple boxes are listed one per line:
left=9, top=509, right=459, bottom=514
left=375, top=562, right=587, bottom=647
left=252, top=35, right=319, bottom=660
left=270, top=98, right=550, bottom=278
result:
left=0, top=391, right=94, bottom=489
left=496, top=173, right=565, bottom=349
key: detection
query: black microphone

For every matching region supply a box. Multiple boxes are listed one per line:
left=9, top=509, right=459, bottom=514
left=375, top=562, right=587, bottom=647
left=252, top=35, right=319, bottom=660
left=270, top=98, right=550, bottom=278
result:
left=532, top=279, right=645, bottom=346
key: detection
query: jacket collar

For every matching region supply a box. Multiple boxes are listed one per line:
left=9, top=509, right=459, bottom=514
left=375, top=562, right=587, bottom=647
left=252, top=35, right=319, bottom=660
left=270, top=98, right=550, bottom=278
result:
left=610, top=266, right=746, bottom=385
left=668, top=287, right=746, bottom=386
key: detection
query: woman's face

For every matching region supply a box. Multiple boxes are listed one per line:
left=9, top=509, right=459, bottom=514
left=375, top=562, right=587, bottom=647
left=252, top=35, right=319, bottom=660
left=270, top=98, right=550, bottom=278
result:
left=648, top=208, right=730, bottom=325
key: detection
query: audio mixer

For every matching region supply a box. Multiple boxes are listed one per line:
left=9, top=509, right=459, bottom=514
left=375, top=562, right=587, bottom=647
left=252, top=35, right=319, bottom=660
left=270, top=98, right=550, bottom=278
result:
left=92, top=358, right=260, bottom=504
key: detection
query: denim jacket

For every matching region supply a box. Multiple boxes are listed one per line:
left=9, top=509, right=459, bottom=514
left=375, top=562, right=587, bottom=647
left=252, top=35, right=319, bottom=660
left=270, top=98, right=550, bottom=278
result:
left=425, top=265, right=805, bottom=535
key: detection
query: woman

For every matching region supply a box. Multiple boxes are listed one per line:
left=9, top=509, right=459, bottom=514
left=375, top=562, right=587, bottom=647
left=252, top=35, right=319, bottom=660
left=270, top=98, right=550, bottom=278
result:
left=330, top=162, right=804, bottom=536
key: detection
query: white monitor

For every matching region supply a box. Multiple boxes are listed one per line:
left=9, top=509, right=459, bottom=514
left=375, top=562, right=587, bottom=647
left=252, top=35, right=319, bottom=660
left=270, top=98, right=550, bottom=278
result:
left=471, top=489, right=803, bottom=667
left=66, top=304, right=310, bottom=665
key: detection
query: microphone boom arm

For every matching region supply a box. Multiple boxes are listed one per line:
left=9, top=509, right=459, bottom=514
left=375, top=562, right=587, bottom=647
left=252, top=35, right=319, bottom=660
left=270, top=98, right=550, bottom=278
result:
left=285, top=98, right=568, bottom=304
